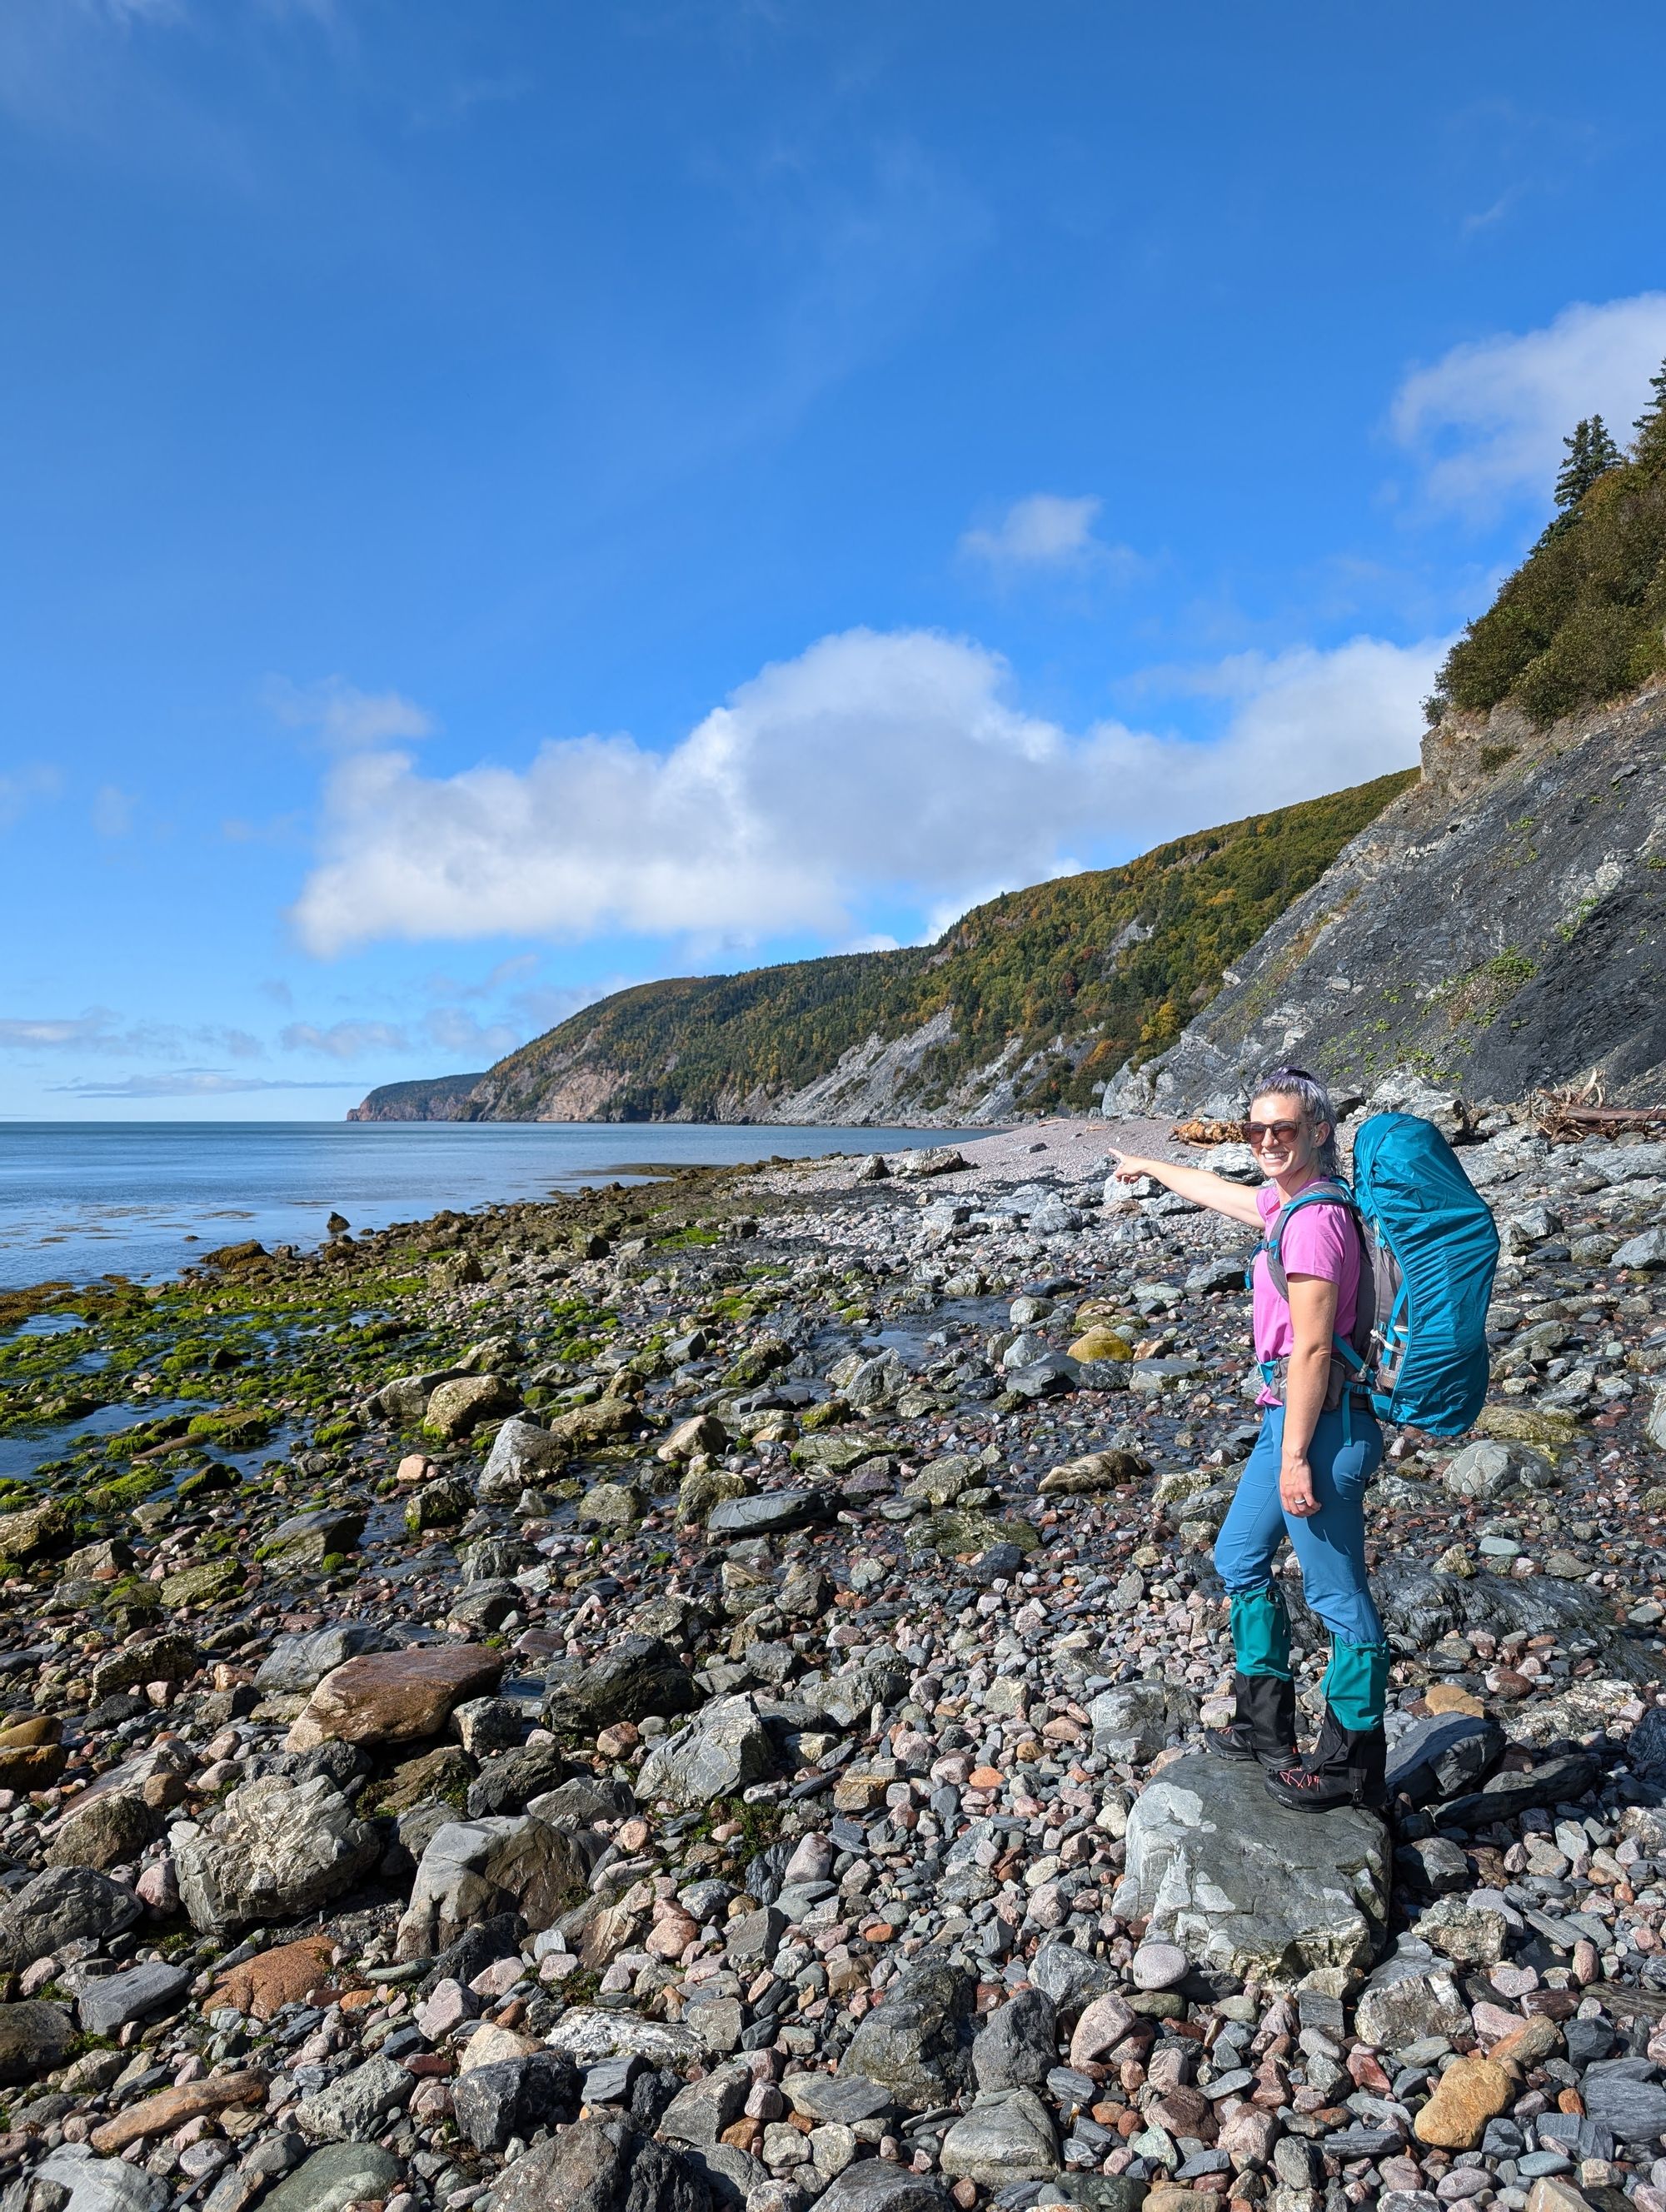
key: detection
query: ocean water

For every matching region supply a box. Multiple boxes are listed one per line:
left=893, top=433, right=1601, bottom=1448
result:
left=0, top=1119, right=973, bottom=1292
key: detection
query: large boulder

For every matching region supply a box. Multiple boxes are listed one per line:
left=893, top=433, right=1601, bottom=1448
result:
left=479, top=1416, right=571, bottom=1499
left=32, top=2148, right=168, bottom=2212
left=173, top=1776, right=382, bottom=1936
left=45, top=1790, right=165, bottom=1873
left=493, top=2116, right=711, bottom=2212
left=424, top=1373, right=520, bottom=1440
left=1110, top=1752, right=1389, bottom=1986
left=542, top=1636, right=696, bottom=1733
left=285, top=1643, right=504, bottom=1751
left=841, top=1959, right=978, bottom=2112
left=0, top=1498, right=72, bottom=1560
left=0, top=1866, right=142, bottom=1970
left=395, top=1816, right=590, bottom=1960
left=636, top=1696, right=776, bottom=1809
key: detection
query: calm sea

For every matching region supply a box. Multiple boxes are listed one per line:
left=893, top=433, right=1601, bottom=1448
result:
left=0, top=1120, right=973, bottom=1291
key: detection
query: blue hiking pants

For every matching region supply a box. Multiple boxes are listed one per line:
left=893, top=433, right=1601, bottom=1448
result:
left=1212, top=1402, right=1389, bottom=1730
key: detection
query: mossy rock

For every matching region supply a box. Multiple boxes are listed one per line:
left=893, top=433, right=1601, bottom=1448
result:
left=906, top=1509, right=1040, bottom=1560
left=186, top=1409, right=274, bottom=1448
left=160, top=1557, right=242, bottom=1608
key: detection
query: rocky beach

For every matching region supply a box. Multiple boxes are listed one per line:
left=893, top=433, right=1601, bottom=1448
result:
left=0, top=1095, right=1664, bottom=2212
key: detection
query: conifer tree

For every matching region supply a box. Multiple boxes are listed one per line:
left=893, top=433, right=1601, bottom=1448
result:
left=1554, top=415, right=1621, bottom=509
left=1634, top=356, right=1666, bottom=461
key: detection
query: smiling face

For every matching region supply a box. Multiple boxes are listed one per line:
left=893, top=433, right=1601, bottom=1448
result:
left=1246, top=1089, right=1329, bottom=1182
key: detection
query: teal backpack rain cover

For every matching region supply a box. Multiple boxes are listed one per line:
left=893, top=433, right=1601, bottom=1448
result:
left=1348, top=1110, right=1500, bottom=1435
left=1257, top=1111, right=1500, bottom=1436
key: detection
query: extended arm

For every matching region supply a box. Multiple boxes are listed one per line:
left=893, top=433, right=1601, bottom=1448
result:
left=1278, top=1272, right=1338, bottom=1516
left=1105, top=1148, right=1264, bottom=1228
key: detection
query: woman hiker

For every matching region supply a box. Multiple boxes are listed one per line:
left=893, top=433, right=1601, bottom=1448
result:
left=1106, top=1064, right=1389, bottom=1812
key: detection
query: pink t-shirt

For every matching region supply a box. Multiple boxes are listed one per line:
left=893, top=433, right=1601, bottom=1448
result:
left=1251, top=1182, right=1359, bottom=1406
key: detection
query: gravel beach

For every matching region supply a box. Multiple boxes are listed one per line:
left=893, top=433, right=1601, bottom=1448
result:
left=0, top=1103, right=1664, bottom=2212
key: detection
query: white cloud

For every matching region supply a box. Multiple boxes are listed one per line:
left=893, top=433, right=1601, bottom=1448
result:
left=292, top=626, right=1444, bottom=959
left=281, top=1019, right=410, bottom=1060
left=267, top=674, right=436, bottom=750
left=1392, top=292, right=1666, bottom=516
left=960, top=493, right=1134, bottom=575
left=92, top=784, right=135, bottom=838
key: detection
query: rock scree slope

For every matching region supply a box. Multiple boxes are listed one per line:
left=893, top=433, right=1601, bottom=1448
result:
left=1110, top=683, right=1666, bottom=1118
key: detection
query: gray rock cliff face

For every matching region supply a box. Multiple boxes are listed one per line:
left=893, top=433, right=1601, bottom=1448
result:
left=1105, top=686, right=1666, bottom=1114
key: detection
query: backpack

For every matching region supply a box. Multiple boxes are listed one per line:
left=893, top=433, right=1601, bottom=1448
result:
left=1256, top=1111, right=1499, bottom=1437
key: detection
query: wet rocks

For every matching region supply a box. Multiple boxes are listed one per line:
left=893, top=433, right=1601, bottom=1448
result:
left=173, top=1775, right=382, bottom=1935
left=285, top=1642, right=505, bottom=1750
left=480, top=1412, right=571, bottom=1496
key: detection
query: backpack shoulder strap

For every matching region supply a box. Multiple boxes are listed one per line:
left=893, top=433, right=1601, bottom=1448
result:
left=1260, top=1179, right=1359, bottom=1305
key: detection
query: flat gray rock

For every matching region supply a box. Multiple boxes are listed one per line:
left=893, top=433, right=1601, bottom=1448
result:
left=706, top=1491, right=832, bottom=1537
left=36, top=2149, right=168, bottom=2212
left=636, top=1695, right=776, bottom=1808
left=784, top=2073, right=895, bottom=2123
left=76, top=1961, right=189, bottom=2035
left=939, top=2087, right=1059, bottom=2184
left=814, top=2164, right=952, bottom=2212
left=254, top=1624, right=390, bottom=1695
left=262, top=2146, right=403, bottom=2212
left=293, top=2055, right=414, bottom=2143
left=1110, top=1751, right=1389, bottom=1986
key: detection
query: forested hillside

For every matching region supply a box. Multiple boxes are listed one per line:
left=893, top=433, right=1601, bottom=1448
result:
left=1429, top=358, right=1666, bottom=728
left=352, top=770, right=1414, bottom=1124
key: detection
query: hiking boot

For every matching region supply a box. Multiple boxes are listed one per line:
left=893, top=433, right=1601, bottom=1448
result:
left=1205, top=1671, right=1296, bottom=1770
left=1263, top=1706, right=1387, bottom=1812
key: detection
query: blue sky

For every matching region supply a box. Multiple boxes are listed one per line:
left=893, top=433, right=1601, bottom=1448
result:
left=6, top=0, right=1666, bottom=1118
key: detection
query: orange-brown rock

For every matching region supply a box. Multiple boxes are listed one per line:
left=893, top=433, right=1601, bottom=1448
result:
left=89, top=2069, right=267, bottom=2153
left=1425, top=1684, right=1486, bottom=1717
left=286, top=1643, right=503, bottom=1751
left=1413, top=2055, right=1514, bottom=2150
left=0, top=1719, right=66, bottom=1790
left=211, top=1936, right=336, bottom=2021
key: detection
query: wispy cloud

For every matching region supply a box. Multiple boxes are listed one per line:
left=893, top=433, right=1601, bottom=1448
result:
left=0, top=765, right=62, bottom=830
left=0, top=1009, right=262, bottom=1059
left=1391, top=292, right=1666, bottom=518
left=92, top=784, right=136, bottom=838
left=53, top=1069, right=355, bottom=1099
left=266, top=674, right=436, bottom=750
left=281, top=1018, right=410, bottom=1060
left=959, top=493, right=1136, bottom=578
